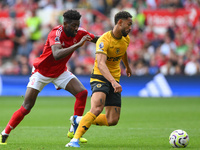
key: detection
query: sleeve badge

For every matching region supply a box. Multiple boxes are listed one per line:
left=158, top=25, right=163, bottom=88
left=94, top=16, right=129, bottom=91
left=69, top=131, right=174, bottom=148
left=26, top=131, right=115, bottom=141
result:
left=97, top=42, right=104, bottom=52
left=55, top=36, right=60, bottom=42
left=99, top=42, right=104, bottom=49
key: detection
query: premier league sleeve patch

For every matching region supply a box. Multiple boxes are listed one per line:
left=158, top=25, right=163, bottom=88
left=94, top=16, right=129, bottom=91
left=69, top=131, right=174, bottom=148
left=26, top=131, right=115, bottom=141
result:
left=55, top=36, right=60, bottom=44
left=99, top=42, right=104, bottom=48
left=97, top=42, right=104, bottom=52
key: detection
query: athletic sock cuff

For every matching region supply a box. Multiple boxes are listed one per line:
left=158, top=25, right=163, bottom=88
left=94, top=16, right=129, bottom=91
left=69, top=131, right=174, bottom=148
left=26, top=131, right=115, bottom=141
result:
left=87, top=112, right=97, bottom=120
left=20, top=106, right=30, bottom=115
left=75, top=90, right=88, bottom=99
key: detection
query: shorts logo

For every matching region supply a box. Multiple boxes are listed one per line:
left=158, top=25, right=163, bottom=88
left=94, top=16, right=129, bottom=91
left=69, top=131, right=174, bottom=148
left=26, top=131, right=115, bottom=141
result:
left=31, top=78, right=35, bottom=85
left=96, top=84, right=102, bottom=88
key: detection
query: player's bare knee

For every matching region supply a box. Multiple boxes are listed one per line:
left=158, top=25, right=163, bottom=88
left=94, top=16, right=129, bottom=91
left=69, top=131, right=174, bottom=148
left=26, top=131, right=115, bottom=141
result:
left=95, top=108, right=103, bottom=116
left=22, top=98, right=36, bottom=110
left=90, top=106, right=103, bottom=116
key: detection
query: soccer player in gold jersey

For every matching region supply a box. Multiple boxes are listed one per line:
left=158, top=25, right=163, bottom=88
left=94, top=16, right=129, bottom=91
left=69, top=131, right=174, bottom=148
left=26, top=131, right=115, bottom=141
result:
left=66, top=10, right=132, bottom=147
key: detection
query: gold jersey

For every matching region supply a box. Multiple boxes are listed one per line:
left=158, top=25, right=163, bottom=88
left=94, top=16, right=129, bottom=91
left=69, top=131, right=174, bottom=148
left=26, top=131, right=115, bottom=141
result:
left=90, top=31, right=130, bottom=83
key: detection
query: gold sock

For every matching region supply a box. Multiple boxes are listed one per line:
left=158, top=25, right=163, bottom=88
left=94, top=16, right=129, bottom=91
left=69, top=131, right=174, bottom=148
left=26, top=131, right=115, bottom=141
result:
left=74, top=112, right=96, bottom=139
left=92, top=114, right=109, bottom=126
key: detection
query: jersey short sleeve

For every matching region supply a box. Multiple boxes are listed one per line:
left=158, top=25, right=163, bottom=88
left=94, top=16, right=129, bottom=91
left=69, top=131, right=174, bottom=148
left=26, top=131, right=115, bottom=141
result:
left=48, top=27, right=62, bottom=46
left=95, top=32, right=110, bottom=55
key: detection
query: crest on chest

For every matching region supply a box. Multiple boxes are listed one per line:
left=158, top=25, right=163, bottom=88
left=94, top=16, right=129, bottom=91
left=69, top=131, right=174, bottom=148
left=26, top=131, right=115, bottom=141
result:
left=116, top=48, right=120, bottom=54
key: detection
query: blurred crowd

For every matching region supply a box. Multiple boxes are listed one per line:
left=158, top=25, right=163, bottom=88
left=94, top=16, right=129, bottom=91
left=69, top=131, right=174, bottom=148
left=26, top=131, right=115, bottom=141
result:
left=0, top=0, right=200, bottom=76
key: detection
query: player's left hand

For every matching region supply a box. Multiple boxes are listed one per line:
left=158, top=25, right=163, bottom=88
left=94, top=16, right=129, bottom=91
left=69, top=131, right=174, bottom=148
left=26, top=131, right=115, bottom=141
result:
left=126, top=67, right=132, bottom=77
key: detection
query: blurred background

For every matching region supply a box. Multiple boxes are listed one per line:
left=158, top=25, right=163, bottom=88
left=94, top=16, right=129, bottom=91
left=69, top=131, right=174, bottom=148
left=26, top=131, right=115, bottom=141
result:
left=0, top=0, right=200, bottom=97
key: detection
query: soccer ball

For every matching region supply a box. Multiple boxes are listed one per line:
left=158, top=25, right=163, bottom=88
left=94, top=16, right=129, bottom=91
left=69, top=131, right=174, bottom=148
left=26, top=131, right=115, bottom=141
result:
left=169, top=129, right=189, bottom=148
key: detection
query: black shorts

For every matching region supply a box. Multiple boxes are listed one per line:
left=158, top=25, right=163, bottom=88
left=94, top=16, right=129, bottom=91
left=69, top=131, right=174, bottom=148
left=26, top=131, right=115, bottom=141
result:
left=90, top=81, right=121, bottom=107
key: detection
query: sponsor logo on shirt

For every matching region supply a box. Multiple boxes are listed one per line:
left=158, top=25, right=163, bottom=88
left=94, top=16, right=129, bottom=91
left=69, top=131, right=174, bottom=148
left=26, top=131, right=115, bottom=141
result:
left=107, top=56, right=122, bottom=62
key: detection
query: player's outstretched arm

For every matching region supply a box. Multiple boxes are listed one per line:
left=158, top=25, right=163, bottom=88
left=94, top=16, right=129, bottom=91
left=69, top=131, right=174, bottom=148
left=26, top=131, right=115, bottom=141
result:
left=51, top=35, right=92, bottom=60
left=90, top=35, right=100, bottom=43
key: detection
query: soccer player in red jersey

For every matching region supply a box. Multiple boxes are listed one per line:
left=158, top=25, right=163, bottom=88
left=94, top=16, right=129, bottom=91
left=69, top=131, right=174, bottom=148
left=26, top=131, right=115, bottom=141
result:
left=0, top=9, right=99, bottom=145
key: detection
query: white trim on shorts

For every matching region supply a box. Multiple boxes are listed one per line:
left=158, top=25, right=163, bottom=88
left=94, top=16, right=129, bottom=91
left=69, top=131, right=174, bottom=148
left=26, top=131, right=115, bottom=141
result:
left=27, top=70, right=76, bottom=92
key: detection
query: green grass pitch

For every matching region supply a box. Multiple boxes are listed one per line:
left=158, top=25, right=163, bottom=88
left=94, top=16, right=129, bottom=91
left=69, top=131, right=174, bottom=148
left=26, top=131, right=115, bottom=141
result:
left=0, top=96, right=200, bottom=150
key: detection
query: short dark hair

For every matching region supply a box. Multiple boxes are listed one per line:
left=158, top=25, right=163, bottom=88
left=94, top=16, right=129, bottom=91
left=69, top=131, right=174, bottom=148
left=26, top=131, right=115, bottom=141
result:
left=63, top=10, right=81, bottom=23
left=114, top=11, right=132, bottom=25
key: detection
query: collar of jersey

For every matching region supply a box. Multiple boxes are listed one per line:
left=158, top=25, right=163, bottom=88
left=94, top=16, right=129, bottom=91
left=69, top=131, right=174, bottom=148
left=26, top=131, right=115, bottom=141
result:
left=111, top=31, right=122, bottom=40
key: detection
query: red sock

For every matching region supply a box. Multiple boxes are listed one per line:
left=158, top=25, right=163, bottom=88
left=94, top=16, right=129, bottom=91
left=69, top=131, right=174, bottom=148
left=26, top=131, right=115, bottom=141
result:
left=4, top=106, right=30, bottom=134
left=74, top=90, right=88, bottom=116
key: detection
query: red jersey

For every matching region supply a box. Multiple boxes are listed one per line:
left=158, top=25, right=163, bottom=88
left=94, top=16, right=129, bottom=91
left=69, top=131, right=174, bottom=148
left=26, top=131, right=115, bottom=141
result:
left=33, top=25, right=95, bottom=78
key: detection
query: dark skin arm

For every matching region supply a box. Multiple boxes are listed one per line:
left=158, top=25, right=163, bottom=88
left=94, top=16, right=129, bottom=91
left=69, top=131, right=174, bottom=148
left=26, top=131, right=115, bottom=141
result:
left=51, top=34, right=93, bottom=60
left=91, top=35, right=100, bottom=43
left=52, top=35, right=100, bottom=60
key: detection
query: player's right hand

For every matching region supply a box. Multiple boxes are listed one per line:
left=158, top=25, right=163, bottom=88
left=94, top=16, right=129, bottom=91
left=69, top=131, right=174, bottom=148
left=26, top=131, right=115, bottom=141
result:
left=78, top=34, right=93, bottom=47
left=111, top=81, right=122, bottom=93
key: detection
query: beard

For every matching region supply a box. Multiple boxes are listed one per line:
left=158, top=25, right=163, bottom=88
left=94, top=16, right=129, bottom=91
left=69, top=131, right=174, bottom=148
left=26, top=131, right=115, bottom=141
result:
left=65, top=28, right=76, bottom=37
